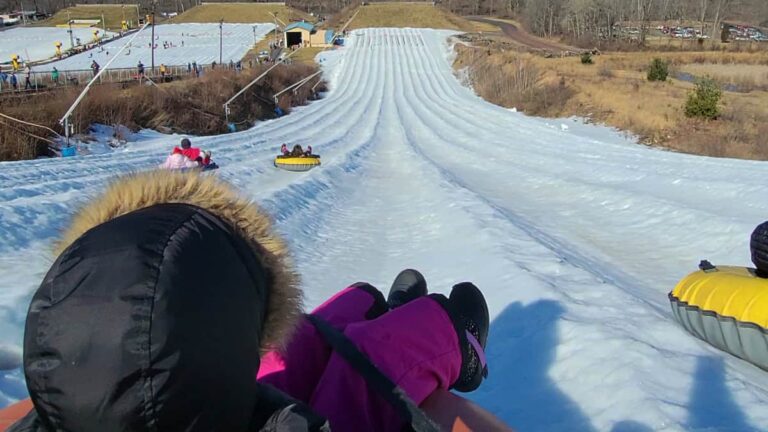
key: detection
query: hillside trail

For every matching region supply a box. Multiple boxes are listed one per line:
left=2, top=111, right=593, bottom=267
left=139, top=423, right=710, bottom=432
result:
left=467, top=16, right=582, bottom=54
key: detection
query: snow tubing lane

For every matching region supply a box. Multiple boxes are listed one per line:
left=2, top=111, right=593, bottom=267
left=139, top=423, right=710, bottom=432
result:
left=669, top=266, right=768, bottom=370
left=274, top=156, right=321, bottom=172
left=0, top=399, right=32, bottom=432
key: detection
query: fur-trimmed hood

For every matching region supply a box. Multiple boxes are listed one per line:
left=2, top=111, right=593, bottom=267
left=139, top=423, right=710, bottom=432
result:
left=56, top=170, right=302, bottom=351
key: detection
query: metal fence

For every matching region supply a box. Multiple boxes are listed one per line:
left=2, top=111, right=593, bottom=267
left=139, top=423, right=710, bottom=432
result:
left=0, top=62, right=236, bottom=94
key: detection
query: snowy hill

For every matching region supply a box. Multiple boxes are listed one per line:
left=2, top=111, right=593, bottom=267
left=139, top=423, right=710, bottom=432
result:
left=2, top=28, right=768, bottom=431
left=32, top=23, right=274, bottom=71
left=0, top=27, right=116, bottom=63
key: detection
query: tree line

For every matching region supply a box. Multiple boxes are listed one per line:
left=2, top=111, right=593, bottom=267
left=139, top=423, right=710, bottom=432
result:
left=3, top=0, right=766, bottom=44
left=442, top=0, right=768, bottom=43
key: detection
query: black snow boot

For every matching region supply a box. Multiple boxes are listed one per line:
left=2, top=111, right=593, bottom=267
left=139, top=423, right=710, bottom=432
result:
left=751, top=221, right=768, bottom=278
left=448, top=282, right=489, bottom=393
left=387, top=269, right=428, bottom=309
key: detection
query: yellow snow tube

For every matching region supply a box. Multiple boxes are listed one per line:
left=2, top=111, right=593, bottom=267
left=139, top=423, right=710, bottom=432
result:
left=274, top=156, right=320, bottom=172
left=669, top=264, right=768, bottom=370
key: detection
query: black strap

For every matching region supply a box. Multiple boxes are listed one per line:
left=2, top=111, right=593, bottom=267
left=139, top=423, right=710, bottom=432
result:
left=305, top=314, right=441, bottom=432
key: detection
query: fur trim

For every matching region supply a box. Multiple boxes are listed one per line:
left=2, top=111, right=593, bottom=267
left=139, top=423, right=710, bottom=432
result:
left=56, top=170, right=302, bottom=353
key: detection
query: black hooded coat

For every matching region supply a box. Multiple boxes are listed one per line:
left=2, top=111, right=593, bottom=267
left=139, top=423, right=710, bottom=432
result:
left=8, top=171, right=328, bottom=432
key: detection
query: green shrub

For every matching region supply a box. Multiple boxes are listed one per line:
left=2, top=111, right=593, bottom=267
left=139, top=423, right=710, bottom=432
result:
left=684, top=77, right=722, bottom=120
left=647, top=58, right=668, bottom=81
left=580, top=52, right=593, bottom=65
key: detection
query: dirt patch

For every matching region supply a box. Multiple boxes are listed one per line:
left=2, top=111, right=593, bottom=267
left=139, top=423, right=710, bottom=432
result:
left=467, top=17, right=582, bottom=55
left=341, top=3, right=490, bottom=32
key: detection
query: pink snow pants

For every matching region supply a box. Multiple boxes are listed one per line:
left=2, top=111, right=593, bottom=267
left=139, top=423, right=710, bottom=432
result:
left=257, top=283, right=463, bottom=432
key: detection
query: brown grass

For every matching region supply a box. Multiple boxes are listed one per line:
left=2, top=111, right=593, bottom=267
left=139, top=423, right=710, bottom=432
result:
left=171, top=3, right=311, bottom=24
left=1, top=63, right=326, bottom=161
left=455, top=44, right=768, bottom=160
left=36, top=5, right=155, bottom=31
left=680, top=64, right=768, bottom=91
left=456, top=46, right=573, bottom=116
left=343, top=3, right=489, bottom=31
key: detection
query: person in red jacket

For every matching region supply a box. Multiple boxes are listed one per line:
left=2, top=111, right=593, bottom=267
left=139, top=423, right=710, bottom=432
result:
left=176, top=138, right=201, bottom=161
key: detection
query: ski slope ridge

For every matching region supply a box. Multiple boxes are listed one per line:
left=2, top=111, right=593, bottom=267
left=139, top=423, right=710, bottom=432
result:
left=2, top=28, right=768, bottom=431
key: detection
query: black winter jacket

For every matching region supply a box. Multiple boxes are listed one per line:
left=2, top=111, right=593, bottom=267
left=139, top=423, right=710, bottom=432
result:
left=8, top=172, right=327, bottom=432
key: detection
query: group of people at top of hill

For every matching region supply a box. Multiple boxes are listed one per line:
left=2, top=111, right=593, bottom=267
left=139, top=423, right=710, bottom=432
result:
left=159, top=138, right=214, bottom=170
left=281, top=143, right=314, bottom=157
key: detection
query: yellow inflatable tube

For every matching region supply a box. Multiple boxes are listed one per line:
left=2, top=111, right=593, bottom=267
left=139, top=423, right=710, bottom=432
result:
left=669, top=263, right=768, bottom=370
left=274, top=156, right=320, bottom=172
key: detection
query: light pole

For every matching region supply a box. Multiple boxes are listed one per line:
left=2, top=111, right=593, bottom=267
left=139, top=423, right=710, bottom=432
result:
left=20, top=0, right=26, bottom=25
left=219, top=18, right=223, bottom=64
left=151, top=4, right=156, bottom=73
left=67, top=11, right=74, bottom=48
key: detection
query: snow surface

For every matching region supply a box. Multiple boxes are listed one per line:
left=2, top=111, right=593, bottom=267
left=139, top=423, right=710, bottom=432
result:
left=33, top=23, right=274, bottom=71
left=0, top=27, right=115, bottom=63
left=2, top=28, right=768, bottom=431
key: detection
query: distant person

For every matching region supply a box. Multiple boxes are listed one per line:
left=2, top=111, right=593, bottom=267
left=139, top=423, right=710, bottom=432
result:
left=10, top=72, right=17, bottom=90
left=137, top=61, right=145, bottom=77
left=51, top=67, right=59, bottom=85
left=304, top=145, right=313, bottom=156
left=211, top=61, right=216, bottom=69
left=90, top=60, right=100, bottom=77
left=291, top=144, right=304, bottom=157
left=159, top=64, right=167, bottom=80
left=23, top=65, right=32, bottom=90
left=280, top=143, right=289, bottom=156
left=158, top=147, right=198, bottom=170
left=176, top=138, right=201, bottom=161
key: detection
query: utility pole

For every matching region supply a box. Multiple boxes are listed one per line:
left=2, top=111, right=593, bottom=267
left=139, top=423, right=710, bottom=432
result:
left=219, top=18, right=223, bottom=64
left=67, top=11, right=74, bottom=48
left=102, top=12, right=106, bottom=35
left=135, top=4, right=140, bottom=27
left=151, top=3, right=156, bottom=73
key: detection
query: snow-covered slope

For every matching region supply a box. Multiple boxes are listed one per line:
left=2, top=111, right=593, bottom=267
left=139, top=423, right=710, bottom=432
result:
left=0, top=27, right=115, bottom=63
left=33, top=23, right=274, bottom=71
left=2, top=28, right=768, bottom=431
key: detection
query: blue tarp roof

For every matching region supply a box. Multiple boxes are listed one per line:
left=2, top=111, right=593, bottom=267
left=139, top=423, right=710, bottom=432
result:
left=325, top=28, right=335, bottom=44
left=285, top=22, right=314, bottom=32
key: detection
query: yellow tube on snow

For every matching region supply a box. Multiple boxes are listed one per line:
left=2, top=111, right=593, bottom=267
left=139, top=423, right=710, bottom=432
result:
left=669, top=265, right=768, bottom=370
left=274, top=156, right=320, bottom=172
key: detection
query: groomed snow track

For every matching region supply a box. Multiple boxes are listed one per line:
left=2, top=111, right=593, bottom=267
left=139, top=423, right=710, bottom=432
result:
left=2, top=28, right=768, bottom=431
